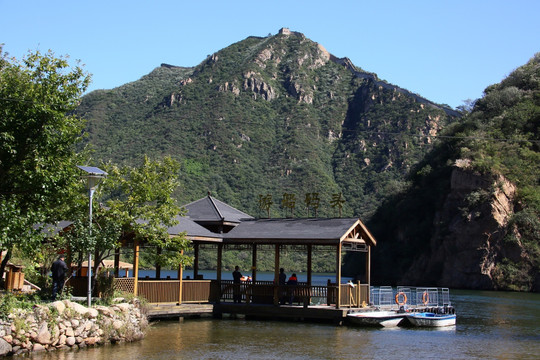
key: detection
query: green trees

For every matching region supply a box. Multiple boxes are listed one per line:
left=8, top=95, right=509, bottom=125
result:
left=0, top=48, right=90, bottom=277
left=0, top=50, right=191, bottom=292
left=66, top=156, right=192, bottom=290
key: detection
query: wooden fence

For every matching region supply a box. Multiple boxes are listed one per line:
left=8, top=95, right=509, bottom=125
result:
left=75, top=278, right=372, bottom=307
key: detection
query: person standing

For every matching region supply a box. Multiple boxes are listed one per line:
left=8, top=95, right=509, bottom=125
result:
left=232, top=265, right=242, bottom=303
left=287, top=273, right=298, bottom=305
left=51, top=254, right=68, bottom=300
left=279, top=268, right=287, bottom=305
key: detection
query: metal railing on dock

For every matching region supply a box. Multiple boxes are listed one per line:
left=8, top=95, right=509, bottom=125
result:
left=370, top=286, right=452, bottom=309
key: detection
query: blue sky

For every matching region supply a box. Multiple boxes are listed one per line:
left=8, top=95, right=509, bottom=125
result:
left=1, top=0, right=539, bottom=108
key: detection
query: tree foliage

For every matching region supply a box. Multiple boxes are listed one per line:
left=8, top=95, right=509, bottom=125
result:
left=64, top=156, right=192, bottom=286
left=364, top=53, right=540, bottom=290
left=0, top=48, right=90, bottom=276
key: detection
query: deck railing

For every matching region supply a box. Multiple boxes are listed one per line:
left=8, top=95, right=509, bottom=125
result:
left=217, top=280, right=368, bottom=307
left=137, top=280, right=179, bottom=303
left=108, top=278, right=369, bottom=307
left=112, top=278, right=214, bottom=303
left=371, top=286, right=452, bottom=309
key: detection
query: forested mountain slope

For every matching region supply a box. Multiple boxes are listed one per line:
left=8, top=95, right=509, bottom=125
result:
left=76, top=28, right=458, bottom=219
left=361, top=53, right=540, bottom=291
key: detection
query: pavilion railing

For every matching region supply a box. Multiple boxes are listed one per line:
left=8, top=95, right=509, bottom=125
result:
left=338, top=283, right=369, bottom=307
left=112, top=277, right=135, bottom=294
left=138, top=280, right=179, bottom=303
left=109, top=278, right=369, bottom=306
left=217, top=280, right=367, bottom=307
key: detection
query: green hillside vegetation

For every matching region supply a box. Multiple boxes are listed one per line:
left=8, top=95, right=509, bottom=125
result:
left=75, top=30, right=462, bottom=273
left=76, top=30, right=457, bottom=221
left=361, top=53, right=540, bottom=290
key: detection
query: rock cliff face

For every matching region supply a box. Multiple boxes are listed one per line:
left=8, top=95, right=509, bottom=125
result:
left=400, top=161, right=525, bottom=289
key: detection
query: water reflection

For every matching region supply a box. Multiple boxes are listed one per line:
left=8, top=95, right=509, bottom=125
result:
left=29, top=290, right=540, bottom=359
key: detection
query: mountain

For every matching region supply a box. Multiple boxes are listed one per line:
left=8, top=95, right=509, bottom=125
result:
left=76, top=28, right=458, bottom=220
left=361, top=53, right=540, bottom=292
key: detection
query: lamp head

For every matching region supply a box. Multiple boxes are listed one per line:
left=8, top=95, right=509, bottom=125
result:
left=76, top=165, right=108, bottom=190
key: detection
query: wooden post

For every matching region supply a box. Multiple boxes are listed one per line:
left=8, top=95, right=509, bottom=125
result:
left=178, top=250, right=183, bottom=305
left=217, top=244, right=223, bottom=282
left=356, top=280, right=361, bottom=307
left=307, top=244, right=312, bottom=286
left=366, top=245, right=371, bottom=289
left=252, top=244, right=257, bottom=282
left=336, top=243, right=342, bottom=309
left=193, top=243, right=199, bottom=279
left=133, top=239, right=140, bottom=296
left=66, top=247, right=72, bottom=279
left=156, top=247, right=162, bottom=280
left=273, top=244, right=280, bottom=305
left=216, top=244, right=222, bottom=304
left=114, top=247, right=120, bottom=278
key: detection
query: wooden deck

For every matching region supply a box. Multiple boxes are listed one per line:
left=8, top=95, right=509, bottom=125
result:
left=145, top=302, right=370, bottom=324
left=146, top=303, right=214, bottom=319
left=214, top=303, right=352, bottom=324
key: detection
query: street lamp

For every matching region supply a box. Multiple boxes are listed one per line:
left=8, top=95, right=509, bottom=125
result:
left=77, top=165, right=108, bottom=307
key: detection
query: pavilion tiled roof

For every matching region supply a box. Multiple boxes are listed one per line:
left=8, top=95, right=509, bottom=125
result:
left=167, top=215, right=222, bottom=242
left=223, top=218, right=376, bottom=246
left=183, top=195, right=254, bottom=224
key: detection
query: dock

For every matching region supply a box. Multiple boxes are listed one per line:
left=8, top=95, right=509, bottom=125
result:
left=146, top=303, right=214, bottom=319
left=146, top=302, right=361, bottom=324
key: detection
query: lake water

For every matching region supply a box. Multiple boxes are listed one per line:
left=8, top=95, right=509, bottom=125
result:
left=28, top=289, right=539, bottom=359
left=138, top=269, right=351, bottom=285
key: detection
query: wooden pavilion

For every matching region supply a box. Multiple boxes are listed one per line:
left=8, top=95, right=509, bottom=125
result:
left=118, top=195, right=377, bottom=309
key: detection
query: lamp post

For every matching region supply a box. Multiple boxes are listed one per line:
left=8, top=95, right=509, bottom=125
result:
left=77, top=166, right=108, bottom=307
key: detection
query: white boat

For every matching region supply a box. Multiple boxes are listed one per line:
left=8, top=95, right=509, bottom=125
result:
left=347, top=310, right=407, bottom=327
left=406, top=312, right=456, bottom=327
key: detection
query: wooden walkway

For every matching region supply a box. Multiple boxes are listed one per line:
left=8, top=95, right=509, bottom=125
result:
left=146, top=302, right=369, bottom=324
left=146, top=303, right=214, bottom=319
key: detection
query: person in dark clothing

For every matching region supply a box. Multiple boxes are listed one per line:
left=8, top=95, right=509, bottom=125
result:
left=279, top=268, right=287, bottom=305
left=279, top=268, right=286, bottom=285
left=51, top=254, right=68, bottom=300
left=287, top=273, right=298, bottom=305
left=232, top=265, right=242, bottom=303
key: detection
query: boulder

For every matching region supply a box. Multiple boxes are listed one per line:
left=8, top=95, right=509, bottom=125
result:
left=66, top=336, right=76, bottom=346
left=87, top=308, right=99, bottom=318
left=0, top=338, right=12, bottom=356
left=115, top=303, right=130, bottom=312
left=113, top=320, right=124, bottom=330
left=36, top=323, right=51, bottom=344
left=69, top=302, right=89, bottom=316
left=2, top=335, right=12, bottom=344
left=32, top=343, right=45, bottom=352
left=50, top=301, right=66, bottom=314
left=95, top=305, right=113, bottom=317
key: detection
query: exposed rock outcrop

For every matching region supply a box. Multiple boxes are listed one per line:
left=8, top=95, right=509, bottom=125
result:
left=401, top=163, right=521, bottom=289
left=242, top=71, right=277, bottom=101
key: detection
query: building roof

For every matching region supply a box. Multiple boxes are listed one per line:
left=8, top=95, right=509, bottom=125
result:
left=167, top=215, right=222, bottom=242
left=183, top=195, right=254, bottom=225
left=80, top=260, right=133, bottom=270
left=223, top=218, right=376, bottom=246
left=33, top=221, right=73, bottom=236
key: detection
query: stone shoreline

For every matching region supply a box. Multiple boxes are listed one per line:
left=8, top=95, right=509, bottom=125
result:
left=0, top=299, right=148, bottom=357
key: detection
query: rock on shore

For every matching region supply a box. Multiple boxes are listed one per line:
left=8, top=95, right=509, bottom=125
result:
left=0, top=299, right=148, bottom=356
